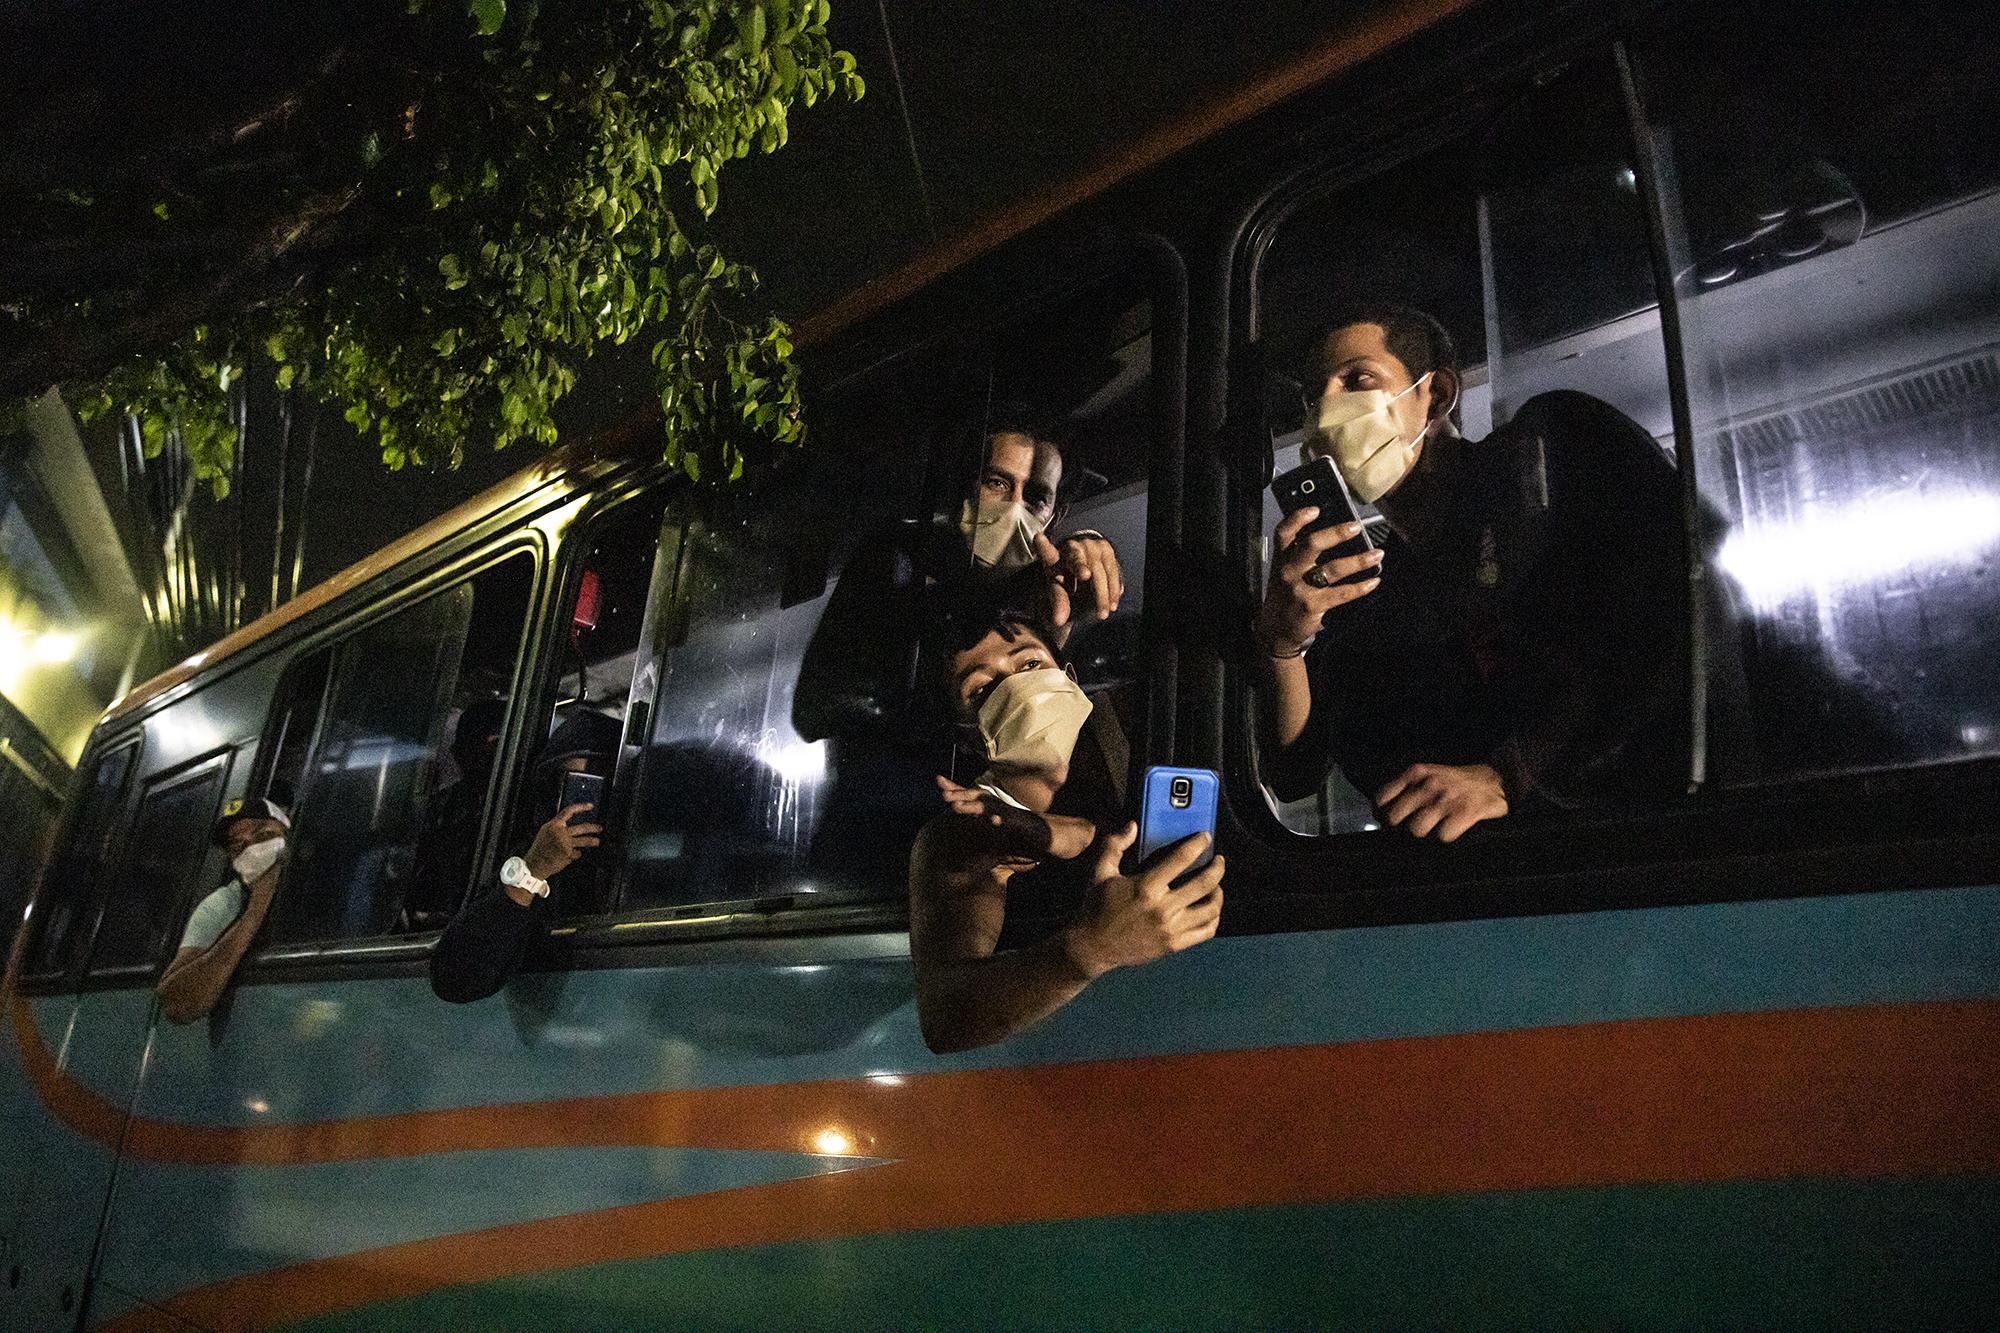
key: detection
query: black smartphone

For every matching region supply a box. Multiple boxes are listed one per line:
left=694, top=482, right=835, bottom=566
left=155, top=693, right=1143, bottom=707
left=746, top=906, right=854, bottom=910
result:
left=1270, top=454, right=1373, bottom=582
left=558, top=771, right=605, bottom=826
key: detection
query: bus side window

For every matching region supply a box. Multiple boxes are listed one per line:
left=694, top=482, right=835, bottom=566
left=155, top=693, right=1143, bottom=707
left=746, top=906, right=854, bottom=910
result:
left=1251, top=60, right=1686, bottom=837
left=508, top=491, right=673, bottom=919
left=613, top=269, right=1162, bottom=915
left=20, top=739, right=138, bottom=979
left=88, top=755, right=227, bottom=973
left=1638, top=2, right=2000, bottom=781
left=265, top=551, right=537, bottom=944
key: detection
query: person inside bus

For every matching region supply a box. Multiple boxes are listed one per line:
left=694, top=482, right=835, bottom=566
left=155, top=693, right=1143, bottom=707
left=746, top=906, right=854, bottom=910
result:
left=157, top=792, right=292, bottom=1024
left=793, top=407, right=1124, bottom=878
left=908, top=600, right=1223, bottom=1053
left=403, top=696, right=508, bottom=931
left=427, top=708, right=618, bottom=1003
left=1254, top=303, right=1688, bottom=840
left=797, top=405, right=1124, bottom=732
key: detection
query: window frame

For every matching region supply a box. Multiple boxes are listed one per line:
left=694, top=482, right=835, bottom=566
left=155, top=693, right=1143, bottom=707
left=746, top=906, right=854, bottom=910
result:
left=13, top=733, right=143, bottom=992
left=530, top=237, right=1193, bottom=955
left=1208, top=19, right=2000, bottom=926
left=233, top=531, right=551, bottom=966
left=79, top=746, right=234, bottom=986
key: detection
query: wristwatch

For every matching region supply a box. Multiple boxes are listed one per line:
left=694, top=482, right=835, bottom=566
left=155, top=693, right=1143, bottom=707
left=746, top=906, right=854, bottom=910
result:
left=499, top=856, right=550, bottom=899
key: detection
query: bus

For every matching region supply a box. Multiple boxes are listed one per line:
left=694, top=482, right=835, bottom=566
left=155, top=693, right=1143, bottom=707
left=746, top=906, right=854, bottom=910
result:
left=5, top=0, right=1997, bottom=1326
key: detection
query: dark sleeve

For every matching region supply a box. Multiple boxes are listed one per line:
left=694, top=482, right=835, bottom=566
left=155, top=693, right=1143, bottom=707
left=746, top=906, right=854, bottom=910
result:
left=1492, top=392, right=1689, bottom=801
left=792, top=524, right=927, bottom=743
left=1259, top=641, right=1335, bottom=805
left=428, top=885, right=547, bottom=1003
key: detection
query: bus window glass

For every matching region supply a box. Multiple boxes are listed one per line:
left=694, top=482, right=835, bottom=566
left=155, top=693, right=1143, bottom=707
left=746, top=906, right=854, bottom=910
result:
left=1638, top=0, right=2000, bottom=781
left=1251, top=63, right=1687, bottom=839
left=22, top=741, right=136, bottom=976
left=507, top=492, right=672, bottom=919
left=89, top=759, right=225, bottom=971
left=269, top=553, right=534, bottom=943
left=618, top=275, right=1157, bottom=912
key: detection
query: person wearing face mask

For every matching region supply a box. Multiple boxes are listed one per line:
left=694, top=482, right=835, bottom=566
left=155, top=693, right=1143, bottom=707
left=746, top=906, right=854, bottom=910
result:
left=791, top=408, right=1125, bottom=883
left=428, top=708, right=617, bottom=1003
left=955, top=408, right=1124, bottom=640
left=908, top=604, right=1224, bottom=1054
left=1255, top=302, right=1691, bottom=840
left=157, top=793, right=293, bottom=1024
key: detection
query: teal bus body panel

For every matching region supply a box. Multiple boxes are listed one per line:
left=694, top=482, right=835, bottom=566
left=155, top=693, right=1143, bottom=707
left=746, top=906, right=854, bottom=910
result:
left=9, top=988, right=157, bottom=1329
left=0, top=882, right=1977, bottom=1325
left=288, top=1178, right=2000, bottom=1332
left=93, top=880, right=2000, bottom=1124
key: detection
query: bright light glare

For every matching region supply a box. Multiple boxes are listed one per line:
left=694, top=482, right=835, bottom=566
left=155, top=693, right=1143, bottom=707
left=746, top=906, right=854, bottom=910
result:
left=766, top=738, right=828, bottom=784
left=813, top=1128, right=853, bottom=1155
left=32, top=631, right=78, bottom=663
left=1719, top=489, right=2000, bottom=609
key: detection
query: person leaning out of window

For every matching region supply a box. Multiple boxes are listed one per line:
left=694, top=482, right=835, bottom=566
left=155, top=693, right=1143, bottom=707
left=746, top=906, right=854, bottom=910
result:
left=1255, top=303, right=1688, bottom=840
left=157, top=793, right=291, bottom=1024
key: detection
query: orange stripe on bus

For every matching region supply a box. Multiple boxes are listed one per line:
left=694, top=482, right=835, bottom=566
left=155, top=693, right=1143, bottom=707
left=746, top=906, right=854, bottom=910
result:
left=45, top=999, right=1999, bottom=1330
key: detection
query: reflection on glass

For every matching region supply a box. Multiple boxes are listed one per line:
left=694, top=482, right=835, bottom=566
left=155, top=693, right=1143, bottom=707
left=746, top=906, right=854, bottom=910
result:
left=1645, top=0, right=2000, bottom=778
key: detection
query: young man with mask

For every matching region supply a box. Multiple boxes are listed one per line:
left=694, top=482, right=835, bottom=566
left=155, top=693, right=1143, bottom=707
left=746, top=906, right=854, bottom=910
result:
left=157, top=795, right=291, bottom=1024
left=792, top=409, right=1126, bottom=882
left=909, top=605, right=1224, bottom=1054
left=959, top=413, right=1123, bottom=637
left=1255, top=303, right=1688, bottom=841
left=428, top=708, right=617, bottom=1003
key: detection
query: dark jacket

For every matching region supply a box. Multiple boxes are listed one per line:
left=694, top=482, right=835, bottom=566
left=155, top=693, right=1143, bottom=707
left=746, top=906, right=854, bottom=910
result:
left=1266, top=390, right=1691, bottom=810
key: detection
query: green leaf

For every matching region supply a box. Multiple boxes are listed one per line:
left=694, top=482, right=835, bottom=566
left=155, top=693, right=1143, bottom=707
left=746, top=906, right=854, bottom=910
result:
left=738, top=5, right=767, bottom=58
left=468, top=0, right=505, bottom=36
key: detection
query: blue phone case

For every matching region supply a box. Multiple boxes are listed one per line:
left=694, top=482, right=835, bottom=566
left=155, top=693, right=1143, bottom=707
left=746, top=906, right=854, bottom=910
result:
left=1135, top=766, right=1219, bottom=874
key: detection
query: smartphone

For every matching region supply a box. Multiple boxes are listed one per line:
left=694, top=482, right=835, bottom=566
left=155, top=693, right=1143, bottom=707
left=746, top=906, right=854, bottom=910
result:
left=558, top=771, right=605, bottom=827
left=1270, top=454, right=1373, bottom=583
left=1135, top=766, right=1220, bottom=879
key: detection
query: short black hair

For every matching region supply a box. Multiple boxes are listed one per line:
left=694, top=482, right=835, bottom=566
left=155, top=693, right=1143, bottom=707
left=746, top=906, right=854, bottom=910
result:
left=1307, top=301, right=1459, bottom=387
left=917, top=592, right=1064, bottom=721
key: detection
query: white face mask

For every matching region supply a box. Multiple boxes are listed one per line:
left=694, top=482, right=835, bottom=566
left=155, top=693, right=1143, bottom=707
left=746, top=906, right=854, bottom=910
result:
left=1307, top=371, right=1435, bottom=504
left=231, top=836, right=286, bottom=883
left=976, top=666, right=1093, bottom=783
left=959, top=497, right=1049, bottom=572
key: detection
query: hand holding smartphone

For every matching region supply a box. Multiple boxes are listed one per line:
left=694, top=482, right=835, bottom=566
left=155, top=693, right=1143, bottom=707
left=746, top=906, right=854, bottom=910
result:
left=558, top=771, right=605, bottom=830
left=1135, top=766, right=1219, bottom=880
left=1270, top=455, right=1374, bottom=584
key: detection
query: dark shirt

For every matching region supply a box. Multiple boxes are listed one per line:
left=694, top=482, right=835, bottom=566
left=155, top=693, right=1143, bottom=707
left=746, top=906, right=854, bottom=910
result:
left=1267, top=390, right=1689, bottom=811
left=793, top=518, right=1054, bottom=883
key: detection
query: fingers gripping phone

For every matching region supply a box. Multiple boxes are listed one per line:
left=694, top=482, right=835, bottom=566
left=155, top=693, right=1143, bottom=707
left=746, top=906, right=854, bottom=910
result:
left=1270, top=455, right=1374, bottom=584
left=559, top=771, right=605, bottom=830
left=1136, top=766, right=1219, bottom=879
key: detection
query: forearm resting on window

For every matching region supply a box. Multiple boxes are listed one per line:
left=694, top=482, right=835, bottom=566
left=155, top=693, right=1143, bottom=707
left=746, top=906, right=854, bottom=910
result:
left=157, top=887, right=276, bottom=1025
left=908, top=826, right=1095, bottom=1054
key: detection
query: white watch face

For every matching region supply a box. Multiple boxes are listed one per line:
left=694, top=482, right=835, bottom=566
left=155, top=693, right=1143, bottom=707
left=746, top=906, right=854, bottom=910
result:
left=500, top=856, right=528, bottom=886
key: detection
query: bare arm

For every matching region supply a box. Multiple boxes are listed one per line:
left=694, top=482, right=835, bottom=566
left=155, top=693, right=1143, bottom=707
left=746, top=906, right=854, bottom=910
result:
left=908, top=820, right=1223, bottom=1054
left=157, top=870, right=279, bottom=1025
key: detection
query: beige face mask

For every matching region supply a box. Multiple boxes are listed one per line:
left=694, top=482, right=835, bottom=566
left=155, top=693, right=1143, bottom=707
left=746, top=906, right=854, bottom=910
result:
left=1307, top=371, right=1434, bottom=504
left=976, top=665, right=1093, bottom=784
left=959, top=497, right=1049, bottom=572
